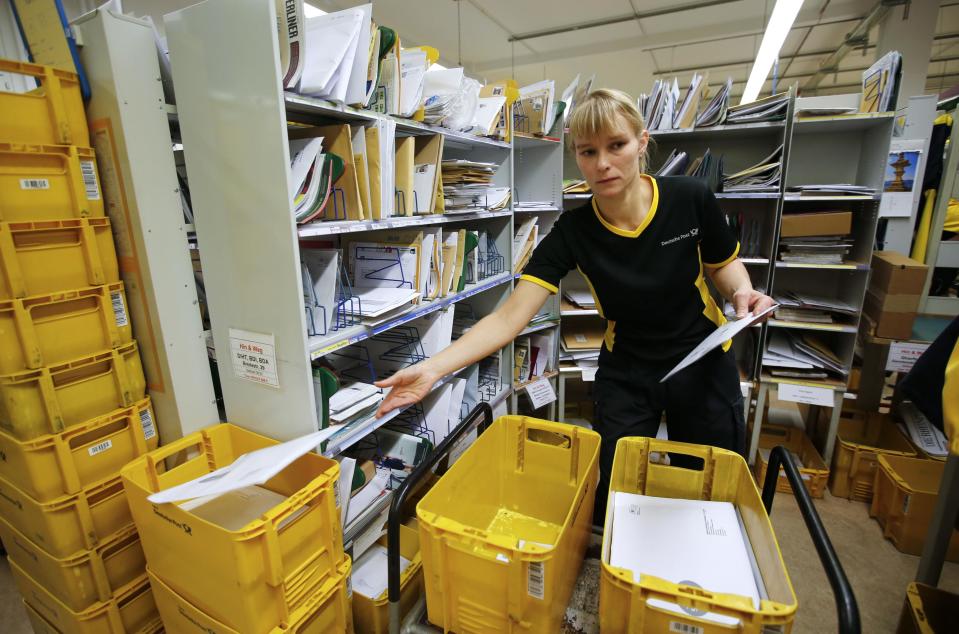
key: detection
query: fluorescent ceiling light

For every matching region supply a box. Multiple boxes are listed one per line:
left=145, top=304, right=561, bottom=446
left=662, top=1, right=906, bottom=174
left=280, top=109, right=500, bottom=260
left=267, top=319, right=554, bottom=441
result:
left=304, top=3, right=326, bottom=17
left=740, top=0, right=804, bottom=104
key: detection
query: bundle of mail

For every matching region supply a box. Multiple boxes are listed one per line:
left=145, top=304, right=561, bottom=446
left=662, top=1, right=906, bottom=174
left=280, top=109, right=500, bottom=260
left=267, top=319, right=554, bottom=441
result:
left=724, top=92, right=789, bottom=124
left=778, top=236, right=853, bottom=265
left=786, top=184, right=876, bottom=198
left=563, top=179, right=590, bottom=194
left=329, top=382, right=384, bottom=427
left=514, top=331, right=557, bottom=383
left=512, top=217, right=540, bottom=271
left=771, top=291, right=857, bottom=325
left=441, top=160, right=510, bottom=212
left=861, top=51, right=901, bottom=113
left=763, top=330, right=846, bottom=380
left=513, top=80, right=559, bottom=136
left=657, top=148, right=725, bottom=192
left=289, top=136, right=342, bottom=224
left=723, top=145, right=783, bottom=192
left=640, top=75, right=787, bottom=131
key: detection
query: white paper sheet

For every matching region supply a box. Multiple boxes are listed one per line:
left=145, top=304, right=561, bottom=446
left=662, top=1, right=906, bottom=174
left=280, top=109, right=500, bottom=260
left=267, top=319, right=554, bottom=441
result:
left=299, top=9, right=363, bottom=97
left=148, top=426, right=340, bottom=503
left=661, top=304, right=777, bottom=382
left=351, top=544, right=412, bottom=599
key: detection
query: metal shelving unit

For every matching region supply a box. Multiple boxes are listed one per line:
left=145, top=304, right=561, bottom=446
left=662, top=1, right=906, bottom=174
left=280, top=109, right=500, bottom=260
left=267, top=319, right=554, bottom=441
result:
left=920, top=106, right=959, bottom=317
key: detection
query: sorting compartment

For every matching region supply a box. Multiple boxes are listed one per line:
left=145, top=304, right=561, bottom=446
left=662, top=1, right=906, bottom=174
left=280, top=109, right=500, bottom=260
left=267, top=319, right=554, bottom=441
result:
left=0, top=474, right=132, bottom=559
left=0, top=59, right=89, bottom=146
left=121, top=423, right=343, bottom=633
left=0, top=520, right=144, bottom=611
left=0, top=341, right=146, bottom=441
left=0, top=218, right=119, bottom=300
left=0, top=397, right=156, bottom=502
left=417, top=416, right=600, bottom=633
left=10, top=561, right=158, bottom=634
left=351, top=521, right=423, bottom=634
left=828, top=410, right=916, bottom=501
left=870, top=454, right=959, bottom=561
left=149, top=558, right=354, bottom=634
left=0, top=282, right=133, bottom=373
left=0, top=143, right=104, bottom=220
left=753, top=424, right=829, bottom=498
left=600, top=437, right=798, bottom=634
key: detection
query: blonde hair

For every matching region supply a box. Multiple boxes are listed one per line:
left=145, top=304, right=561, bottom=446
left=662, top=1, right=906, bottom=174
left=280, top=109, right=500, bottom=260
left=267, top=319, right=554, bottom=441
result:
left=567, top=88, right=650, bottom=173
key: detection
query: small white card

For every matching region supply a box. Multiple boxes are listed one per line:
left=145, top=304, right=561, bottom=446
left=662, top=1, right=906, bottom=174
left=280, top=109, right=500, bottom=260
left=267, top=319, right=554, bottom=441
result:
left=778, top=382, right=834, bottom=407
left=886, top=342, right=929, bottom=373
left=229, top=328, right=280, bottom=388
left=525, top=377, right=557, bottom=409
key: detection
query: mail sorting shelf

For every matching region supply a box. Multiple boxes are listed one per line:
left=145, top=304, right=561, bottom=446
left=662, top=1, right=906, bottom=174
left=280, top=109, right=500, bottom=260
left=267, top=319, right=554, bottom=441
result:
left=167, top=0, right=520, bottom=441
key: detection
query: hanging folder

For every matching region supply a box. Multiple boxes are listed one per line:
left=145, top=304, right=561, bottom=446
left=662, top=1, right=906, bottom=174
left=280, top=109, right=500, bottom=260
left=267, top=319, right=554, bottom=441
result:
left=291, top=124, right=365, bottom=220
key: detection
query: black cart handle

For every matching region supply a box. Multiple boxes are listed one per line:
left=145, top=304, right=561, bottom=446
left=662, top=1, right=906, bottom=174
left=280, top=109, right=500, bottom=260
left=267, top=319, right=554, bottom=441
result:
left=387, top=403, right=494, bottom=603
left=762, top=445, right=861, bottom=634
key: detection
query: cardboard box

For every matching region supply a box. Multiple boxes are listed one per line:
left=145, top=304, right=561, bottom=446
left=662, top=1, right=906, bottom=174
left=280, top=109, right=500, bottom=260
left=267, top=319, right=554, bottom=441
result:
left=779, top=210, right=852, bottom=237
left=864, top=251, right=928, bottom=339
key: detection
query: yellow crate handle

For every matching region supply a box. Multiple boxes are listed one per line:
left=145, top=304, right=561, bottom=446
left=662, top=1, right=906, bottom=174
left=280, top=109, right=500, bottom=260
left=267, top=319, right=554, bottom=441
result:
left=0, top=227, right=26, bottom=297
left=10, top=301, right=42, bottom=368
left=624, top=574, right=759, bottom=631
left=621, top=437, right=718, bottom=497
left=74, top=489, right=102, bottom=552
left=141, top=431, right=211, bottom=493
left=79, top=222, right=106, bottom=284
left=519, top=419, right=582, bottom=485
left=36, top=370, right=65, bottom=434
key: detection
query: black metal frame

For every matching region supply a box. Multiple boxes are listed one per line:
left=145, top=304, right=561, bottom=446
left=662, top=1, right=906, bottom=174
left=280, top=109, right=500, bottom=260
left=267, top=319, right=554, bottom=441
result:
left=762, top=445, right=861, bottom=634
left=386, top=403, right=494, bottom=606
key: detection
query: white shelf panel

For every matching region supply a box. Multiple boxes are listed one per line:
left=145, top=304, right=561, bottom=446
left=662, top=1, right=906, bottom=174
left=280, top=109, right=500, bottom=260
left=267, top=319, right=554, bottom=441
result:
left=650, top=120, right=785, bottom=139
left=515, top=206, right=561, bottom=213
left=715, top=192, right=780, bottom=199
left=309, top=272, right=514, bottom=359
left=519, top=321, right=560, bottom=336
left=560, top=308, right=599, bottom=316
left=775, top=261, right=870, bottom=271
left=283, top=92, right=511, bottom=149
left=793, top=112, right=895, bottom=134
left=297, top=209, right=511, bottom=237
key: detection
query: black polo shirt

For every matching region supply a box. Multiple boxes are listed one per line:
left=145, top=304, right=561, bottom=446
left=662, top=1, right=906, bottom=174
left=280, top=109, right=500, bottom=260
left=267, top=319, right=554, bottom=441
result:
left=521, top=175, right=739, bottom=362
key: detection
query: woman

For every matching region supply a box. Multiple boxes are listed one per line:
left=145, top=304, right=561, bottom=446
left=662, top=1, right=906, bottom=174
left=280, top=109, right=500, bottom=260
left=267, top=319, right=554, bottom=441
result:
left=375, top=89, right=774, bottom=520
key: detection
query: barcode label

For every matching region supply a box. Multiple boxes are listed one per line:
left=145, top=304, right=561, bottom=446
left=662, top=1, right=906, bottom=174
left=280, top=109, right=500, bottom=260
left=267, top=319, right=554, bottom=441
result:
left=88, top=440, right=113, bottom=456
left=111, top=291, right=128, bottom=327
left=20, top=178, right=49, bottom=190
left=527, top=561, right=545, bottom=600
left=80, top=160, right=101, bottom=200
left=139, top=407, right=156, bottom=441
left=670, top=622, right=703, bottom=634
left=902, top=493, right=911, bottom=516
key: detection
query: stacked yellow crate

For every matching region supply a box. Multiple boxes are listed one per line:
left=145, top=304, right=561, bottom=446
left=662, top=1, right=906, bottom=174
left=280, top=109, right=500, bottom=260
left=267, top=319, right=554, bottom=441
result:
left=0, top=59, right=161, bottom=633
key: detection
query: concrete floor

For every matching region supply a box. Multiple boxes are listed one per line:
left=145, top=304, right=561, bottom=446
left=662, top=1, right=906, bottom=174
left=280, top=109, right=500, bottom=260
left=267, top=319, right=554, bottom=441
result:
left=2, top=492, right=958, bottom=633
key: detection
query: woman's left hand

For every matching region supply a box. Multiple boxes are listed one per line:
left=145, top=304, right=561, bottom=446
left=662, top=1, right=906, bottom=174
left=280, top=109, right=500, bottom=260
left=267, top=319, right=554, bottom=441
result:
left=732, top=288, right=775, bottom=320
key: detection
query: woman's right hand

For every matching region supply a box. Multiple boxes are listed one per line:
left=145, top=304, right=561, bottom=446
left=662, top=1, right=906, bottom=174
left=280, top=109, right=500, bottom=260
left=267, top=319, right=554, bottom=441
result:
left=374, top=364, right=441, bottom=417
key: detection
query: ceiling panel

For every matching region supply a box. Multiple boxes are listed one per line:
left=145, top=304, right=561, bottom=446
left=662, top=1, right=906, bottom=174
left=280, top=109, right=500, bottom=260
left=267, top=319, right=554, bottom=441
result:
left=471, top=0, right=633, bottom=36
left=638, top=0, right=760, bottom=35
left=526, top=21, right=644, bottom=55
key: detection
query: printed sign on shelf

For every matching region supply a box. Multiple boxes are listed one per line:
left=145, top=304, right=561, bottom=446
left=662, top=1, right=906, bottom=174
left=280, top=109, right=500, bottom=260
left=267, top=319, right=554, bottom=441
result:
left=229, top=328, right=279, bottom=388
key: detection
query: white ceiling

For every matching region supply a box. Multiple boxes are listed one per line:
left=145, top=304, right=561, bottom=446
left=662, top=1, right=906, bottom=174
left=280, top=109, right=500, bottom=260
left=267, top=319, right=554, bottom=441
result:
left=66, top=0, right=959, bottom=104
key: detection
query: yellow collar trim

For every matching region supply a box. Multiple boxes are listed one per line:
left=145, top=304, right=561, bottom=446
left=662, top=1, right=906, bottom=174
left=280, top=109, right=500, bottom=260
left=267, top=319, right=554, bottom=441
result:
left=592, top=175, right=659, bottom=238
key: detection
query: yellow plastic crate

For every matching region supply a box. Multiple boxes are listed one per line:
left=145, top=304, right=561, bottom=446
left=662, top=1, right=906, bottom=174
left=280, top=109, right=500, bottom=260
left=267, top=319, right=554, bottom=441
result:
left=753, top=424, right=829, bottom=499
left=898, top=582, right=959, bottom=634
left=0, top=397, right=156, bottom=502
left=352, top=521, right=423, bottom=634
left=0, top=59, right=89, bottom=146
left=0, top=218, right=119, bottom=300
left=417, top=416, right=600, bottom=633
left=0, top=474, right=132, bottom=559
left=0, top=519, right=144, bottom=611
left=24, top=601, right=162, bottom=634
left=0, top=282, right=133, bottom=373
left=121, top=423, right=344, bottom=633
left=870, top=454, right=959, bottom=561
left=149, top=558, right=354, bottom=634
left=0, top=341, right=146, bottom=441
left=600, top=438, right=798, bottom=634
left=10, top=561, right=158, bottom=634
left=0, top=143, right=104, bottom=221
left=829, top=411, right=917, bottom=502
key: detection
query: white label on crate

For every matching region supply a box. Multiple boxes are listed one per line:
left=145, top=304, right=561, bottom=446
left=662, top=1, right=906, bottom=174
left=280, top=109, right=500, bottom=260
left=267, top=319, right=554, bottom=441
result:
left=19, top=178, right=49, bottom=190
left=903, top=493, right=912, bottom=516
left=88, top=440, right=113, bottom=456
left=669, top=622, right=703, bottom=634
left=448, top=426, right=478, bottom=466
left=80, top=160, right=101, bottom=200
left=346, top=577, right=352, bottom=599
left=110, top=291, right=128, bottom=327
left=229, top=328, right=279, bottom=388
left=527, top=560, right=545, bottom=600
left=525, top=377, right=557, bottom=409
left=886, top=342, right=929, bottom=373
left=778, top=383, right=834, bottom=407
left=139, top=407, right=156, bottom=441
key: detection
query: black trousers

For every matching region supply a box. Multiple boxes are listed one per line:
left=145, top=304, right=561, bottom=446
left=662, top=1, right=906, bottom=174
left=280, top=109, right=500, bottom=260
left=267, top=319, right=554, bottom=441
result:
left=591, top=345, right=746, bottom=523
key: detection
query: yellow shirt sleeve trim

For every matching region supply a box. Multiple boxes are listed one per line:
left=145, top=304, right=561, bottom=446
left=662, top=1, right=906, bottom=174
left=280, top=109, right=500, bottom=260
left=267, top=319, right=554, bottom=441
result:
left=519, top=274, right=558, bottom=294
left=704, top=242, right=741, bottom=269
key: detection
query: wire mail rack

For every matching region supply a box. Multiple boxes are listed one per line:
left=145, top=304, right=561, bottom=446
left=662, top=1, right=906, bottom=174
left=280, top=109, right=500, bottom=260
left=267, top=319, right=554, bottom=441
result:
left=478, top=353, right=502, bottom=402
left=302, top=255, right=364, bottom=337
